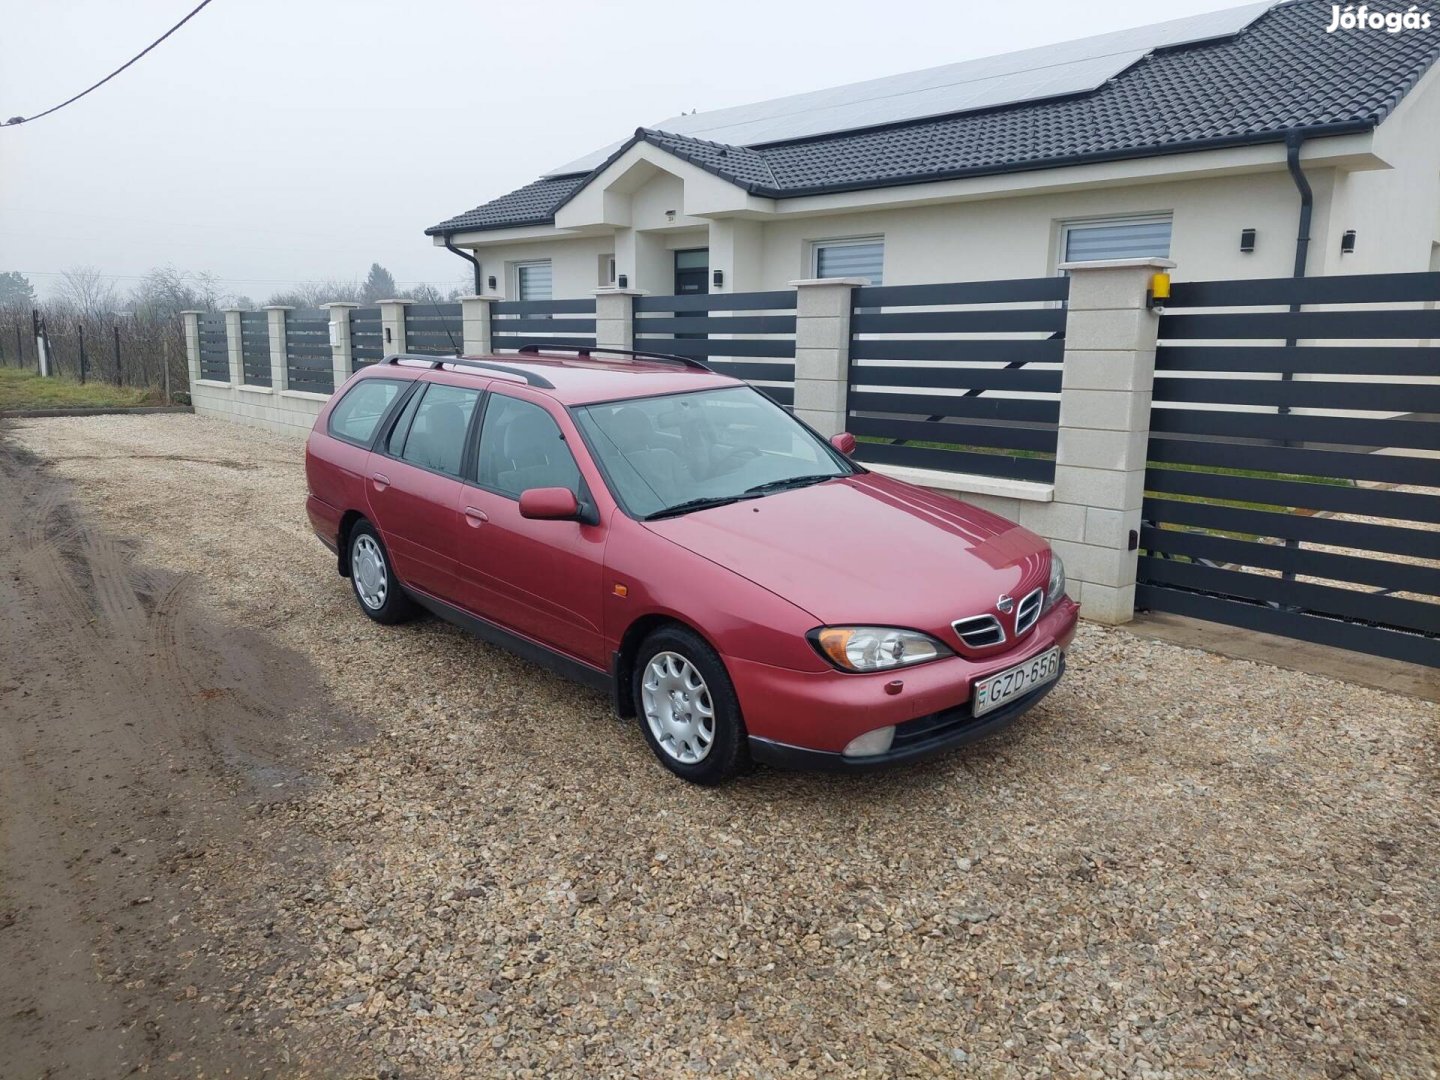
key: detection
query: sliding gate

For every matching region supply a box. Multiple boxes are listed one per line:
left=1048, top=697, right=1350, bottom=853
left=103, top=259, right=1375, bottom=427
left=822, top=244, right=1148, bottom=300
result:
left=1138, top=271, right=1440, bottom=667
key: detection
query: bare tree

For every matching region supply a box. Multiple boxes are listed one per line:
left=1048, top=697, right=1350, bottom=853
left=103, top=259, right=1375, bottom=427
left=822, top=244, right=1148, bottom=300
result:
left=264, top=280, right=362, bottom=309
left=56, top=265, right=118, bottom=317
left=128, top=265, right=229, bottom=318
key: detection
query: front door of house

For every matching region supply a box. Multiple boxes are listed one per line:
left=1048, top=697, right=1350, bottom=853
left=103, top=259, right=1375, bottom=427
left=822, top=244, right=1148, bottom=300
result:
left=673, top=248, right=708, bottom=340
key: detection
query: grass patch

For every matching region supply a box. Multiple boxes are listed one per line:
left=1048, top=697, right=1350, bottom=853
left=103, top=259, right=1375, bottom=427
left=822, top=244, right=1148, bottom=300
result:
left=0, top=367, right=162, bottom=412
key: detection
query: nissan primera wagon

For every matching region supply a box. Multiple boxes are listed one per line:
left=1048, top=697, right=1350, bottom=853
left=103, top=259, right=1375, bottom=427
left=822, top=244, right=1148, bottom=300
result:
left=305, top=347, right=1077, bottom=785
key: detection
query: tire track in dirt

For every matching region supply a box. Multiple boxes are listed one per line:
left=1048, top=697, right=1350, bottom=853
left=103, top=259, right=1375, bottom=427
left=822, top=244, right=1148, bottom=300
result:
left=0, top=432, right=364, bottom=1078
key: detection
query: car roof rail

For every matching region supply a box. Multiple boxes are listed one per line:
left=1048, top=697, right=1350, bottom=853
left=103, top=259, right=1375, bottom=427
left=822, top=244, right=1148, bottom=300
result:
left=384, top=353, right=555, bottom=389
left=517, top=343, right=712, bottom=372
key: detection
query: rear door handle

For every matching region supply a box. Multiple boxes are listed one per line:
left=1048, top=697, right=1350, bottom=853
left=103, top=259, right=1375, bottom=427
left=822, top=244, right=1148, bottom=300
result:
left=464, top=506, right=488, bottom=527
left=371, top=472, right=390, bottom=491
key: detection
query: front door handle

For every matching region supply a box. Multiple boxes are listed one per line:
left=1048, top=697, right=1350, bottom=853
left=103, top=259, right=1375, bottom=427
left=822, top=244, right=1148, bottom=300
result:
left=464, top=506, right=488, bottom=527
left=371, top=472, right=390, bottom=491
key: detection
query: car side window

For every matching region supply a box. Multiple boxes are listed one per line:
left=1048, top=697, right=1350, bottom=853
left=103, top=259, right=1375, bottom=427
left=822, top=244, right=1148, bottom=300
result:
left=476, top=394, right=582, bottom=499
left=327, top=378, right=406, bottom=446
left=393, top=384, right=481, bottom=478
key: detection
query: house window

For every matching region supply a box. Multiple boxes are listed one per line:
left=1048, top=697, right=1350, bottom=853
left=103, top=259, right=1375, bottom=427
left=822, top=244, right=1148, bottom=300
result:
left=813, top=237, right=884, bottom=284
left=515, top=260, right=552, bottom=302
left=599, top=254, right=616, bottom=287
left=1061, top=216, right=1172, bottom=264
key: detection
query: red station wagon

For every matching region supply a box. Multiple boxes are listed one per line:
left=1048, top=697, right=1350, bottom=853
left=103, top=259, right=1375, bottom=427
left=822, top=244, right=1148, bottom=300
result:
left=305, top=347, right=1078, bottom=784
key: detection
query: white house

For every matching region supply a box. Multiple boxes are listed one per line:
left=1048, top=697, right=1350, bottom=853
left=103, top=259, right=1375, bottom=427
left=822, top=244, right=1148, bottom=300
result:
left=425, top=0, right=1440, bottom=300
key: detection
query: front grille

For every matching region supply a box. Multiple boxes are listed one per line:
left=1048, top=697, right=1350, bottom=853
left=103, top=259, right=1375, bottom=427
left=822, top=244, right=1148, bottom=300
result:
left=952, top=613, right=1005, bottom=648
left=1013, top=587, right=1044, bottom=637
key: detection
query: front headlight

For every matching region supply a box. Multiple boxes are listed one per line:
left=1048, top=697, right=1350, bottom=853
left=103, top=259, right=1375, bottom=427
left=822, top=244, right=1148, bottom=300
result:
left=1045, top=552, right=1066, bottom=610
left=808, top=626, right=952, bottom=672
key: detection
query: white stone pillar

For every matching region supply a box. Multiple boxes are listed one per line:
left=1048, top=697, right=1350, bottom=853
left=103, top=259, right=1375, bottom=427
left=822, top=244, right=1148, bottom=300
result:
left=593, top=289, right=643, bottom=351
left=459, top=295, right=500, bottom=354
left=222, top=309, right=244, bottom=386
left=707, top=219, right=763, bottom=293
left=1043, top=257, right=1173, bottom=624
left=788, top=277, right=867, bottom=435
left=378, top=299, right=412, bottom=357
left=324, top=302, right=359, bottom=388
left=180, top=310, right=202, bottom=388
left=265, top=306, right=291, bottom=390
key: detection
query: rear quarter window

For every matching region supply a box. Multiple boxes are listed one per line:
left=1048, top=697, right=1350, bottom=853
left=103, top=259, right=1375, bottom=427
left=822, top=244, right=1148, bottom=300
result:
left=327, top=378, right=407, bottom=446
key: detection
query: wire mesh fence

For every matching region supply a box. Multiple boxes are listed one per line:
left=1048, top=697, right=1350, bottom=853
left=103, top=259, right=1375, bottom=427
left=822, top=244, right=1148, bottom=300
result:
left=0, top=305, right=189, bottom=393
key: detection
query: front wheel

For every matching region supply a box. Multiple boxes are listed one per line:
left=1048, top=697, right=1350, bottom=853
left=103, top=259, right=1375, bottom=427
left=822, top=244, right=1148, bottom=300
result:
left=633, top=626, right=747, bottom=785
left=348, top=520, right=415, bottom=625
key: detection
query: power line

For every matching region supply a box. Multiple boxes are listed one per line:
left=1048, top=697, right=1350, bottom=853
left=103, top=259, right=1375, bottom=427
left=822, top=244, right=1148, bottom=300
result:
left=3, top=0, right=217, bottom=127
left=16, top=269, right=464, bottom=287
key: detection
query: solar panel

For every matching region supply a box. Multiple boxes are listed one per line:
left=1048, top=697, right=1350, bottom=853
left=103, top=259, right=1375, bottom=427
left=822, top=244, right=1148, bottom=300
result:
left=545, top=1, right=1275, bottom=177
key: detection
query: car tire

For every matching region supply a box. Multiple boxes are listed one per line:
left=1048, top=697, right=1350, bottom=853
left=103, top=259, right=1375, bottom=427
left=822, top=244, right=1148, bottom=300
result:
left=633, top=625, right=747, bottom=785
left=347, top=520, right=414, bottom=625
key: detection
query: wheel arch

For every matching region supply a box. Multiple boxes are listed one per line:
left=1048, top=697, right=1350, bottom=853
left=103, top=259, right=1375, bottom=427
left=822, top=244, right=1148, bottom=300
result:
left=336, top=509, right=367, bottom=577
left=612, top=613, right=722, bottom=719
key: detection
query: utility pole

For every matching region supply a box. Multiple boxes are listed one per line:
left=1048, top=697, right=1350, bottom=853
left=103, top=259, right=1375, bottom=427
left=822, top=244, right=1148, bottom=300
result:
left=113, top=324, right=123, bottom=385
left=79, top=324, right=87, bottom=384
left=162, top=336, right=171, bottom=403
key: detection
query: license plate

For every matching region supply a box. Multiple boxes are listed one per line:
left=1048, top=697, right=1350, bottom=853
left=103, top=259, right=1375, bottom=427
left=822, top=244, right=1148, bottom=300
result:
left=972, top=647, right=1061, bottom=717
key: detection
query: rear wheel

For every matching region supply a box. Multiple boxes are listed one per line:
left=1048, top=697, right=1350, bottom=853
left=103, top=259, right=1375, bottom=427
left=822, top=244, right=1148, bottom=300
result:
left=348, top=520, right=414, bottom=625
left=633, top=626, right=746, bottom=785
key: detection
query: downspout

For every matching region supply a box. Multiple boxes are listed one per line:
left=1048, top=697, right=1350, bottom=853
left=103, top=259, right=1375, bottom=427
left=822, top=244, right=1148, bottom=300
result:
left=1280, top=129, right=1312, bottom=584
left=1285, top=130, right=1313, bottom=290
left=442, top=234, right=483, bottom=295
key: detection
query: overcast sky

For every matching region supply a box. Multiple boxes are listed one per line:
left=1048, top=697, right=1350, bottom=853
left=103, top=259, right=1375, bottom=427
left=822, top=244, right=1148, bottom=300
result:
left=2, top=0, right=1253, bottom=303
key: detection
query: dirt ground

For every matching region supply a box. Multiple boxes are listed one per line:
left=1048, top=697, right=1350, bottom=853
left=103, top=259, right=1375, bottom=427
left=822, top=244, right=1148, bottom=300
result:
left=1, top=413, right=1438, bottom=1080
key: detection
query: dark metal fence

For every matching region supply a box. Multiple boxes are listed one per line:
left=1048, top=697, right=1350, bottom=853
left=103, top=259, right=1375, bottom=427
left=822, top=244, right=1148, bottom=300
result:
left=1139, top=270, right=1440, bottom=666
left=404, top=302, right=463, bottom=357
left=198, top=313, right=230, bottom=382
left=350, top=307, right=383, bottom=367
left=284, top=309, right=333, bottom=394
left=844, top=277, right=1069, bottom=481
left=633, top=292, right=797, bottom=408
left=492, top=297, right=596, bottom=353
left=239, top=311, right=271, bottom=387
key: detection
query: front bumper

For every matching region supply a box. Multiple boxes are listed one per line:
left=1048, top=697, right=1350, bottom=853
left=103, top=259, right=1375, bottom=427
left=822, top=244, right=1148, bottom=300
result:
left=748, top=656, right=1064, bottom=771
left=726, top=597, right=1078, bottom=756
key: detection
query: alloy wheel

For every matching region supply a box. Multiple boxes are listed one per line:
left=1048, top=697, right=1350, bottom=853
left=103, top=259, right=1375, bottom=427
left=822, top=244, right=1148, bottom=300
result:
left=641, top=651, right=716, bottom=764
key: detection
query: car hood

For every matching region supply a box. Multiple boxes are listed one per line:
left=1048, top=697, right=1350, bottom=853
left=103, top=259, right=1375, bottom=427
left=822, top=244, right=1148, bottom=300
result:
left=643, top=472, right=1051, bottom=628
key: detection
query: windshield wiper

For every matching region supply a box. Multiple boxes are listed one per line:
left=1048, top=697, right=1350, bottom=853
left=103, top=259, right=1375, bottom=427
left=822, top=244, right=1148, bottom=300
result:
left=743, top=473, right=837, bottom=496
left=644, top=495, right=750, bottom=521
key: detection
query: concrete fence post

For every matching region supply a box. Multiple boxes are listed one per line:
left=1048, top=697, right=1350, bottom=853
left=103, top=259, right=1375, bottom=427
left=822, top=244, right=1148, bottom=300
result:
left=459, top=295, right=500, bottom=354
left=324, top=302, right=359, bottom=389
left=1041, top=257, right=1173, bottom=624
left=378, top=299, right=412, bottom=357
left=265, top=306, right=291, bottom=390
left=788, top=277, right=867, bottom=436
left=180, top=311, right=202, bottom=388
left=222, top=309, right=244, bottom=386
left=594, top=289, right=643, bottom=351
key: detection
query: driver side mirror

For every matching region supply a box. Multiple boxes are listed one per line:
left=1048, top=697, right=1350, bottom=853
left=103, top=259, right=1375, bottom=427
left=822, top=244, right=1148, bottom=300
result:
left=829, top=432, right=857, bottom=455
left=518, top=487, right=581, bottom=521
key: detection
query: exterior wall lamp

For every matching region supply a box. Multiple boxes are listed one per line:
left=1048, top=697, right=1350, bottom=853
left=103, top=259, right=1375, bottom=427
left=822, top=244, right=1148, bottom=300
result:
left=617, top=273, right=628, bottom=288
left=487, top=275, right=497, bottom=291
left=1341, top=230, right=1357, bottom=254
left=713, top=269, right=724, bottom=288
left=1240, top=228, right=1256, bottom=253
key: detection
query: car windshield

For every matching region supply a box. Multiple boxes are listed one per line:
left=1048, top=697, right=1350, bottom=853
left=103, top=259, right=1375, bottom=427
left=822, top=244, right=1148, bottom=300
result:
left=573, top=385, right=855, bottom=519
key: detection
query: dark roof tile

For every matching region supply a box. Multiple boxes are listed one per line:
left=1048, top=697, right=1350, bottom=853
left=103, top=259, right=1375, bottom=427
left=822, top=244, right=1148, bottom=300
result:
left=428, top=1, right=1440, bottom=234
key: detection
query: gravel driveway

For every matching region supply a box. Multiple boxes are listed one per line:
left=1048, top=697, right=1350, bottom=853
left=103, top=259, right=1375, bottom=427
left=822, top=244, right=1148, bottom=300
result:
left=5, top=413, right=1438, bottom=1080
